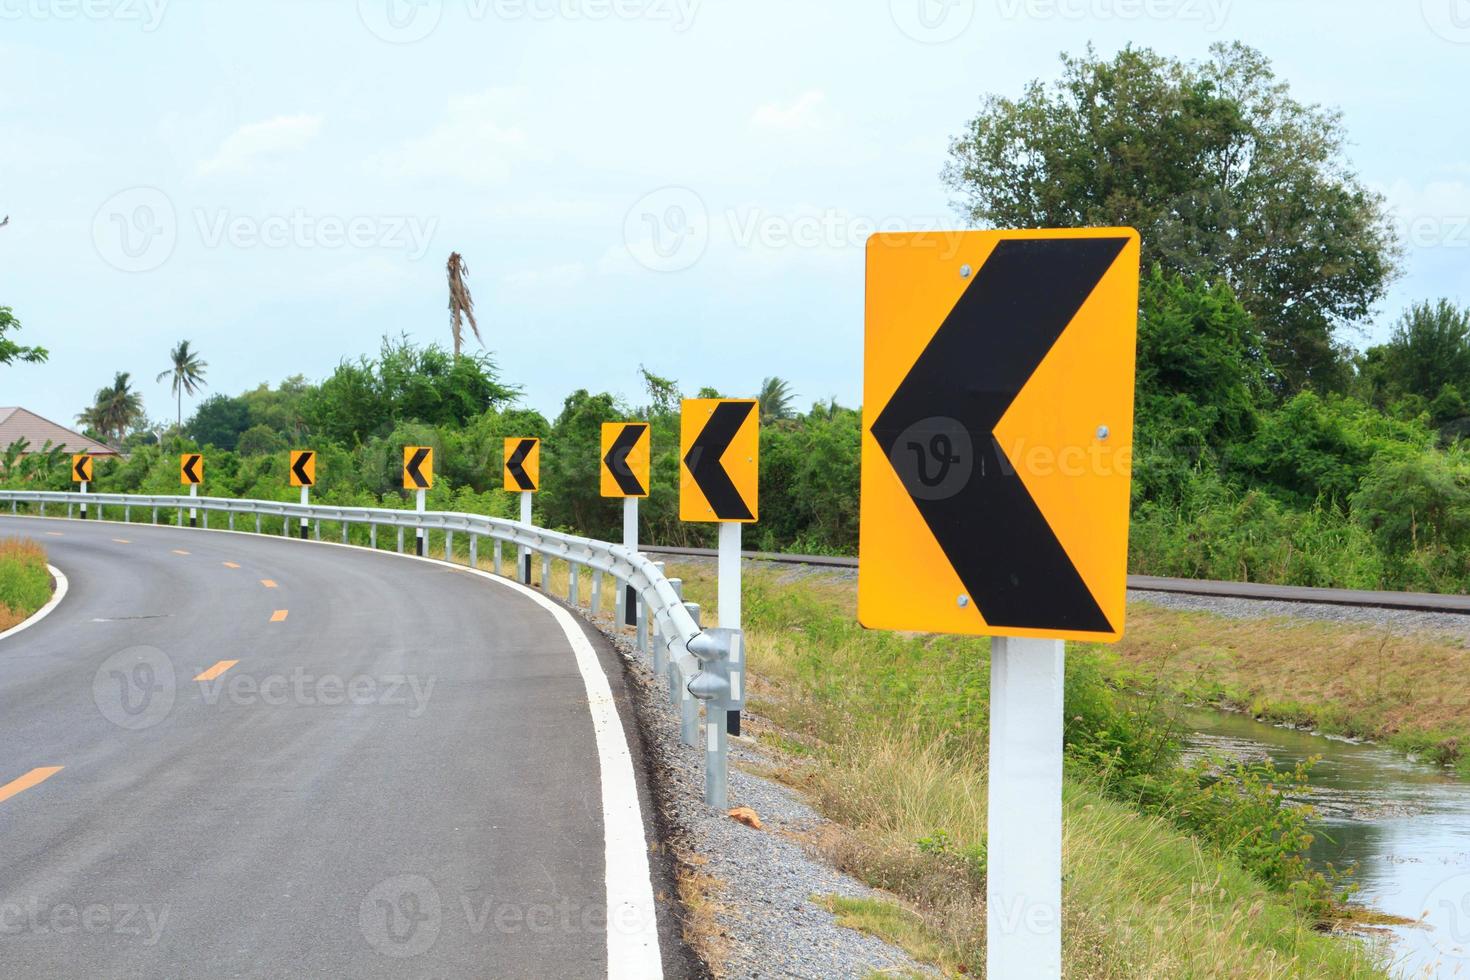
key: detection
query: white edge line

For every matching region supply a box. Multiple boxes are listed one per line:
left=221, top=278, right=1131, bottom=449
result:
left=0, top=513, right=664, bottom=977
left=0, top=563, right=69, bottom=644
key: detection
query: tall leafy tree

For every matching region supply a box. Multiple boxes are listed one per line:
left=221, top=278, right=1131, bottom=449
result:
left=156, top=340, right=208, bottom=430
left=756, top=377, right=797, bottom=423
left=944, top=42, right=1399, bottom=392
left=0, top=307, right=46, bottom=366
left=78, top=372, right=145, bottom=444
left=1363, top=300, right=1470, bottom=405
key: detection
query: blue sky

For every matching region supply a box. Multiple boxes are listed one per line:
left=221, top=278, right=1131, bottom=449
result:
left=2, top=0, right=1467, bottom=428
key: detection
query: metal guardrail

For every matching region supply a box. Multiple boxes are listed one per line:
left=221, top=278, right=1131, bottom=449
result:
left=0, top=489, right=740, bottom=807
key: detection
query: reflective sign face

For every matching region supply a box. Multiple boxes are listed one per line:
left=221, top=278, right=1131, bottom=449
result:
left=72, top=454, right=92, bottom=483
left=403, top=446, right=433, bottom=490
left=859, top=228, right=1141, bottom=643
left=601, top=423, right=650, bottom=498
left=180, top=453, right=203, bottom=485
left=289, top=450, right=316, bottom=487
left=680, top=399, right=758, bottom=523
left=503, top=438, right=540, bottom=492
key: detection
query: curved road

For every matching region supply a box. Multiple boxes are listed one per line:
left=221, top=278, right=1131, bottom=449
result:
left=0, top=515, right=685, bottom=978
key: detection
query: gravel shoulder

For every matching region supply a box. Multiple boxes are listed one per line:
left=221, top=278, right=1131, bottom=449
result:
left=588, top=612, right=938, bottom=979
left=1130, top=588, right=1470, bottom=641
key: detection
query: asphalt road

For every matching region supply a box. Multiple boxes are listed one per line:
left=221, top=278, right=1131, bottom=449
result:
left=0, top=515, right=682, bottom=979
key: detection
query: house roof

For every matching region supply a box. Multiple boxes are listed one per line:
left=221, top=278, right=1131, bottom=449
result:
left=0, top=407, right=122, bottom=456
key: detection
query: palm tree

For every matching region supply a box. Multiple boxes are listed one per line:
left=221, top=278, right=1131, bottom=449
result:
left=156, top=340, right=208, bottom=430
left=78, top=372, right=145, bottom=444
left=446, top=252, right=482, bottom=357
left=756, top=377, right=797, bottom=423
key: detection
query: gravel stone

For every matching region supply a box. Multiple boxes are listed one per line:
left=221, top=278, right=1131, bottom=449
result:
left=585, top=611, right=938, bottom=979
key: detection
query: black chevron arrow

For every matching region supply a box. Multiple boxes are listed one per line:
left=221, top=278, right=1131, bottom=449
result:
left=74, top=456, right=90, bottom=481
left=684, top=402, right=754, bottom=520
left=869, top=236, right=1129, bottom=634
left=291, top=452, right=314, bottom=485
left=182, top=454, right=201, bottom=484
left=604, top=424, right=647, bottom=496
left=405, top=448, right=431, bottom=489
left=506, top=439, right=537, bottom=491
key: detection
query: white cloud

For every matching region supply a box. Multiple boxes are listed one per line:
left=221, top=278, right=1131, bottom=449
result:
left=504, top=262, right=587, bottom=289
left=750, top=90, right=830, bottom=132
left=197, top=114, right=323, bottom=176
left=370, top=88, right=534, bottom=184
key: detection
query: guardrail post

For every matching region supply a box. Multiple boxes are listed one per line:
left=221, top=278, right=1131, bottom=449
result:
left=445, top=530, right=453, bottom=561
left=493, top=540, right=502, bottom=576
left=649, top=561, right=665, bottom=653
left=569, top=563, right=579, bottom=605
left=468, top=534, right=477, bottom=569
left=689, top=627, right=738, bottom=809
left=541, top=553, right=551, bottom=590
left=151, top=506, right=157, bottom=524
left=679, top=603, right=701, bottom=747
left=313, top=519, right=321, bottom=541
left=636, top=596, right=649, bottom=654
left=370, top=524, right=377, bottom=549
left=342, top=521, right=349, bottom=545
left=125, top=504, right=132, bottom=523
left=229, top=512, right=235, bottom=531
left=591, top=569, right=602, bottom=615
left=67, top=500, right=73, bottom=519
left=255, top=514, right=261, bottom=534
left=397, top=526, right=404, bottom=554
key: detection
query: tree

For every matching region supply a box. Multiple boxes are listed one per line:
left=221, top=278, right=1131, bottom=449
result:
left=0, top=307, right=46, bottom=366
left=156, top=340, right=208, bottom=430
left=756, top=377, right=797, bottom=423
left=1364, top=300, right=1470, bottom=406
left=943, top=43, right=1399, bottom=392
left=78, top=372, right=145, bottom=444
left=187, top=394, right=252, bottom=450
left=447, top=252, right=482, bottom=357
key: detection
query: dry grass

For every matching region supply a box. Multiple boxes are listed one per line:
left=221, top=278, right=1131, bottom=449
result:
left=0, top=536, right=50, bottom=631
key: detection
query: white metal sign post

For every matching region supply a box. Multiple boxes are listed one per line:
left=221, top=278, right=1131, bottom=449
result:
left=987, top=637, right=1065, bottom=977
left=189, top=483, right=198, bottom=528
left=519, top=490, right=533, bottom=583
left=79, top=481, right=88, bottom=519
left=622, top=497, right=638, bottom=629
left=717, top=521, right=743, bottom=735
left=299, top=485, right=310, bottom=539
left=415, top=488, right=426, bottom=556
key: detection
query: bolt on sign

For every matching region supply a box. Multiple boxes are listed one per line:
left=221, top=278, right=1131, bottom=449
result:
left=289, top=450, right=316, bottom=487
left=680, top=399, right=758, bottom=523
left=503, top=438, right=540, bottom=492
left=859, top=228, right=1141, bottom=643
left=402, top=446, right=433, bottom=490
left=71, top=454, right=93, bottom=483
left=601, top=423, right=650, bottom=498
left=180, top=453, right=204, bottom=486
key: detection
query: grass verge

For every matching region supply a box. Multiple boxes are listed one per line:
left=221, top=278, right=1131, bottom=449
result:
left=0, top=537, right=51, bottom=631
left=665, top=563, right=1386, bottom=978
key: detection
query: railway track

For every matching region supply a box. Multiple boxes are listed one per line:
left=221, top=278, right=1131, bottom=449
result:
left=640, top=545, right=1470, bottom=616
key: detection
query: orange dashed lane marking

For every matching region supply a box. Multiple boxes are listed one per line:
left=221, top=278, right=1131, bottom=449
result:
left=260, top=579, right=277, bottom=589
left=270, top=610, right=289, bottom=623
left=44, top=531, right=63, bottom=537
left=172, top=549, right=190, bottom=556
left=222, top=562, right=240, bottom=569
left=194, top=660, right=238, bottom=682
left=0, top=767, right=63, bottom=805
left=112, top=538, right=130, bottom=544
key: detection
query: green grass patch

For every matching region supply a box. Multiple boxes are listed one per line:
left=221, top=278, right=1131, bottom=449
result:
left=0, top=537, right=50, bottom=630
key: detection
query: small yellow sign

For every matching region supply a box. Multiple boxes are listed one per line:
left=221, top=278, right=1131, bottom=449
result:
left=402, top=446, right=433, bottom=490
left=679, top=399, right=758, bottom=523
left=71, top=454, right=93, bottom=483
left=180, top=453, right=204, bottom=486
left=601, top=423, right=650, bottom=498
left=503, top=438, right=540, bottom=492
left=859, top=227, right=1141, bottom=643
left=289, top=450, right=316, bottom=488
